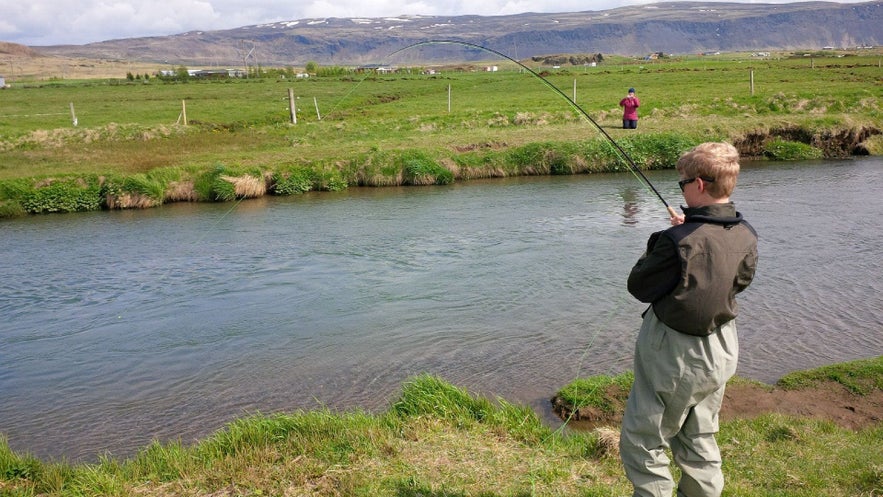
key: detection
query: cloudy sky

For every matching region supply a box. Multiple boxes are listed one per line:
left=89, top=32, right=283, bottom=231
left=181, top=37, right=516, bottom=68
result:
left=1, top=0, right=869, bottom=47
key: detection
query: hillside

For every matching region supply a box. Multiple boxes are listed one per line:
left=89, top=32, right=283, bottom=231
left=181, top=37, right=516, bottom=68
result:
left=31, top=1, right=882, bottom=67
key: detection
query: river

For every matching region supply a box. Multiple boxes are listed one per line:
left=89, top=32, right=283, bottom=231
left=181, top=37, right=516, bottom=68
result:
left=1, top=157, right=881, bottom=462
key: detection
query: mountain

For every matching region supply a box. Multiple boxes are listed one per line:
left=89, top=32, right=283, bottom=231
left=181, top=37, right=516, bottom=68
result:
left=34, top=1, right=882, bottom=67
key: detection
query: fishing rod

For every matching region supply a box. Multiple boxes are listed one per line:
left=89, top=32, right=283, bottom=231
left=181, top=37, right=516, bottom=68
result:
left=387, top=40, right=678, bottom=218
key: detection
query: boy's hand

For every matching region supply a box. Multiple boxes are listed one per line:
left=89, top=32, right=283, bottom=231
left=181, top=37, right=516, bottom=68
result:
left=670, top=212, right=685, bottom=226
left=666, top=206, right=685, bottom=226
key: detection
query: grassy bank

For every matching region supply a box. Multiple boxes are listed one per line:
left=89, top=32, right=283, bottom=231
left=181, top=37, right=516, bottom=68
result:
left=1, top=52, right=882, bottom=218
left=1, top=357, right=881, bottom=496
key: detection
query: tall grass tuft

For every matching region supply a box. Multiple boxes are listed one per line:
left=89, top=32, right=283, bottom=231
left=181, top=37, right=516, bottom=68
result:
left=271, top=165, right=314, bottom=195
left=390, top=374, right=496, bottom=423
left=555, top=371, right=635, bottom=415
left=127, top=440, right=191, bottom=482
left=192, top=164, right=265, bottom=201
left=103, top=173, right=165, bottom=209
left=397, top=150, right=454, bottom=185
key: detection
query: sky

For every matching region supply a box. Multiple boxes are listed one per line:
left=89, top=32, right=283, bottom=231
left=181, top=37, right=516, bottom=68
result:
left=1, top=0, right=870, bottom=47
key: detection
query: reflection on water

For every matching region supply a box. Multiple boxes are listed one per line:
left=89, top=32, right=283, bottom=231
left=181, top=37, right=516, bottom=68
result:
left=619, top=187, right=642, bottom=226
left=1, top=157, right=881, bottom=462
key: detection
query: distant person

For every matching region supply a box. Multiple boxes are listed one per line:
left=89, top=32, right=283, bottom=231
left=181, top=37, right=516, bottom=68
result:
left=620, top=142, right=758, bottom=497
left=620, top=88, right=640, bottom=129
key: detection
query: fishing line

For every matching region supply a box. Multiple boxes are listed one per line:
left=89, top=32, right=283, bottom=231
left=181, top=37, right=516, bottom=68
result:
left=362, top=40, right=664, bottom=435
left=382, top=39, right=678, bottom=218
left=264, top=41, right=662, bottom=438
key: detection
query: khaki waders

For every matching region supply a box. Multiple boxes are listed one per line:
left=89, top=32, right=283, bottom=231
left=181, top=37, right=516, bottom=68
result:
left=619, top=310, right=738, bottom=497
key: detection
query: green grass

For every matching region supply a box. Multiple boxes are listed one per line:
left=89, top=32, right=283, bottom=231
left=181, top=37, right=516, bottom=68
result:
left=2, top=358, right=882, bottom=496
left=777, top=356, right=883, bottom=395
left=0, top=52, right=881, bottom=216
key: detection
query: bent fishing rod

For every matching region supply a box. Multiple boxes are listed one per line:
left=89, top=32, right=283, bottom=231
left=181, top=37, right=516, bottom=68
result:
left=387, top=40, right=678, bottom=218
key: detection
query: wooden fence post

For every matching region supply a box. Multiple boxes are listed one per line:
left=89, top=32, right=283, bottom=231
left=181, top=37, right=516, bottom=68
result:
left=288, top=88, right=297, bottom=124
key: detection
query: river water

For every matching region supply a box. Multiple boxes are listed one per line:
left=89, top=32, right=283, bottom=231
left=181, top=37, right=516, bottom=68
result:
left=2, top=157, right=882, bottom=462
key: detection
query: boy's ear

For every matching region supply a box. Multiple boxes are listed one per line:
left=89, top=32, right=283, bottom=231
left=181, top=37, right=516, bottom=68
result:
left=698, top=178, right=709, bottom=192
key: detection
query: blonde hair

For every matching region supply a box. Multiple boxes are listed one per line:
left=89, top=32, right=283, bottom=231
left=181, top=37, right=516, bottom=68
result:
left=676, top=142, right=740, bottom=198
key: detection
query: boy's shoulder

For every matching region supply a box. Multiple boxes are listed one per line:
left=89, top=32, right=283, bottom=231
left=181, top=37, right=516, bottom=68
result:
left=663, top=212, right=756, bottom=245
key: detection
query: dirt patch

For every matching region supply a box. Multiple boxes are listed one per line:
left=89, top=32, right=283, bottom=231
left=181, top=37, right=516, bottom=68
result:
left=732, top=125, right=882, bottom=158
left=721, top=381, right=883, bottom=430
left=552, top=380, right=883, bottom=431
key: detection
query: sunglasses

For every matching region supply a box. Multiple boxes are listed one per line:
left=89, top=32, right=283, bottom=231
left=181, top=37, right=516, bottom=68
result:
left=678, top=176, right=715, bottom=191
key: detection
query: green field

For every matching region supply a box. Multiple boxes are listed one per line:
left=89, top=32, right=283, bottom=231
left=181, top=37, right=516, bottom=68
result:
left=0, top=52, right=881, bottom=216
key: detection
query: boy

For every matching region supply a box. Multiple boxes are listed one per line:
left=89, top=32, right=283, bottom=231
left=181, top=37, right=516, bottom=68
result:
left=619, top=142, right=758, bottom=497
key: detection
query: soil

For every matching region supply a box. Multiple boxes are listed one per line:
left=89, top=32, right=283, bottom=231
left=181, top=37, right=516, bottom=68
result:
left=552, top=381, right=883, bottom=431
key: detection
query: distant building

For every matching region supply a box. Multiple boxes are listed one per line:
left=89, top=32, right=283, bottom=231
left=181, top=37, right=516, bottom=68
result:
left=0, top=75, right=6, bottom=88
left=356, top=64, right=397, bottom=73
left=159, top=69, right=244, bottom=79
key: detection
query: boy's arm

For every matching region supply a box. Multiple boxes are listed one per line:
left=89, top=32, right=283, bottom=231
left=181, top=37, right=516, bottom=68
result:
left=627, top=232, right=681, bottom=303
left=734, top=247, right=759, bottom=293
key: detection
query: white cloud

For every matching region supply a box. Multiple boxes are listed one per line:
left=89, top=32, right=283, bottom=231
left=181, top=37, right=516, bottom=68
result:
left=0, top=0, right=872, bottom=46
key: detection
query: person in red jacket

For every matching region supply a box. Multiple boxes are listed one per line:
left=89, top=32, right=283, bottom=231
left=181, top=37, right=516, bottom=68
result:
left=620, top=87, right=640, bottom=129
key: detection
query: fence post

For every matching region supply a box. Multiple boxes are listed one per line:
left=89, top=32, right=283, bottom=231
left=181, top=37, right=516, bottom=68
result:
left=69, top=102, right=78, bottom=127
left=314, top=96, right=321, bottom=120
left=288, top=88, right=297, bottom=124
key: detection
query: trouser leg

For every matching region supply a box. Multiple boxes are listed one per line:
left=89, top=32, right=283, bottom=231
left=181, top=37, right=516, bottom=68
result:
left=671, top=387, right=726, bottom=497
left=620, top=312, right=677, bottom=497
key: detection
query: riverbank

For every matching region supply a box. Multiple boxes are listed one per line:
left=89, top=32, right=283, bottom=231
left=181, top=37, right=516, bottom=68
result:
left=1, top=357, right=881, bottom=496
left=2, top=53, right=881, bottom=219
left=552, top=357, right=883, bottom=432
left=1, top=124, right=880, bottom=219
